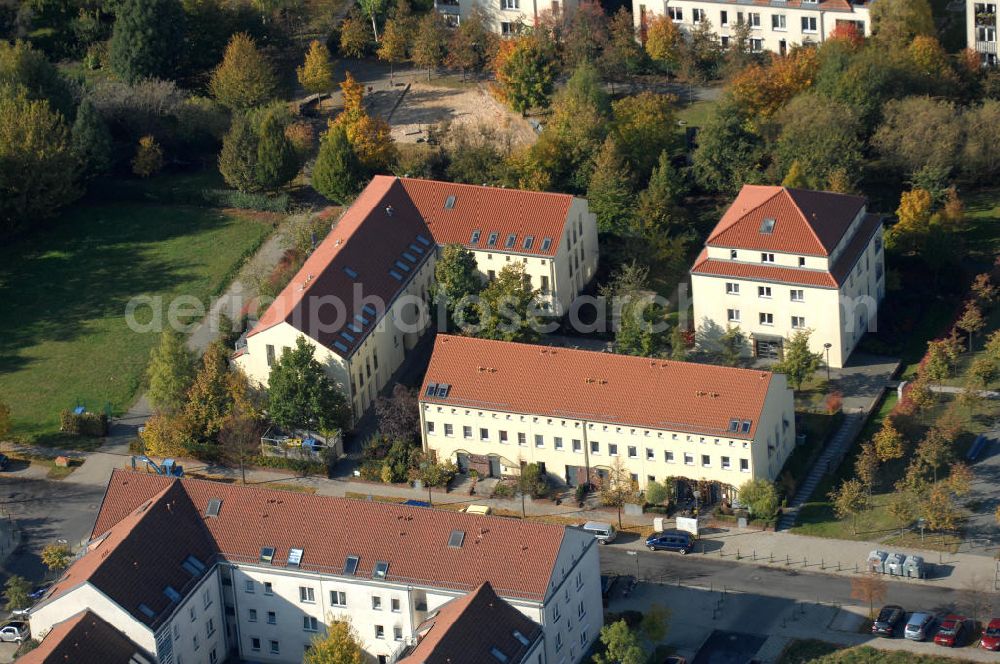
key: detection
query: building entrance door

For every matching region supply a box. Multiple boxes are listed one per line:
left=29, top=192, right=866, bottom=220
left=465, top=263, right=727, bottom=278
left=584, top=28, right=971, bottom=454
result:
left=488, top=455, right=501, bottom=478
left=755, top=339, right=781, bottom=360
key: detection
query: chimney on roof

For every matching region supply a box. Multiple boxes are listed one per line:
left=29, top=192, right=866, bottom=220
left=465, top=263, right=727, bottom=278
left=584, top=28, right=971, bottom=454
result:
left=386, top=205, right=394, bottom=216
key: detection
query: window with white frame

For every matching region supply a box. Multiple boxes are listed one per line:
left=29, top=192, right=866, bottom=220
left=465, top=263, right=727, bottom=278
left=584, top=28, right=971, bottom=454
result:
left=591, top=440, right=599, bottom=454
left=722, top=456, right=731, bottom=469
left=480, top=427, right=488, bottom=441
left=303, top=616, right=319, bottom=632
left=444, top=423, right=453, bottom=437
left=740, top=458, right=750, bottom=472
left=244, top=580, right=254, bottom=593
left=684, top=453, right=694, bottom=465
left=802, top=16, right=817, bottom=32
left=573, top=439, right=582, bottom=452
left=792, top=316, right=806, bottom=329
left=426, top=421, right=435, bottom=435
left=535, top=434, right=544, bottom=447
left=555, top=436, right=564, bottom=450
left=758, top=286, right=772, bottom=298
left=665, top=450, right=675, bottom=462
left=761, top=252, right=775, bottom=263
left=330, top=591, right=346, bottom=607
left=748, top=12, right=760, bottom=26
left=772, top=14, right=786, bottom=30
left=702, top=454, right=711, bottom=467
left=299, top=587, right=315, bottom=603
left=692, top=7, right=705, bottom=22
left=263, top=582, right=273, bottom=595
left=668, top=6, right=682, bottom=21
left=646, top=448, right=655, bottom=460
left=750, top=38, right=764, bottom=51
left=248, top=609, right=258, bottom=622
left=790, top=289, right=804, bottom=302
left=267, top=611, right=276, bottom=625
left=394, top=627, right=404, bottom=641
left=720, top=10, right=729, bottom=26
left=499, top=430, right=508, bottom=444
left=269, top=640, right=280, bottom=655
left=725, top=282, right=740, bottom=294
left=727, top=309, right=741, bottom=322
left=502, top=0, right=519, bottom=8
left=518, top=432, right=527, bottom=446
left=462, top=425, right=472, bottom=439
left=759, top=312, right=774, bottom=325
left=391, top=598, right=400, bottom=612
left=628, top=446, right=637, bottom=458
left=609, top=443, right=619, bottom=456
left=372, top=596, right=382, bottom=610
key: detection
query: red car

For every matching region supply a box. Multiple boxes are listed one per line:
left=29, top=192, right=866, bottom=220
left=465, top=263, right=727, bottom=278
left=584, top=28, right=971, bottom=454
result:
left=934, top=615, right=966, bottom=647
left=981, top=618, right=1000, bottom=650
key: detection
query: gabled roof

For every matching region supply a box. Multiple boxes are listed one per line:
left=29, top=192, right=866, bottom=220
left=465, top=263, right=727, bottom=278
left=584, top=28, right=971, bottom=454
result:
left=246, top=175, right=434, bottom=358
left=41, top=481, right=218, bottom=629
left=18, top=611, right=149, bottom=664
left=399, top=582, right=542, bottom=664
left=86, top=470, right=568, bottom=603
left=420, top=335, right=777, bottom=438
left=706, top=186, right=867, bottom=256
left=400, top=177, right=574, bottom=258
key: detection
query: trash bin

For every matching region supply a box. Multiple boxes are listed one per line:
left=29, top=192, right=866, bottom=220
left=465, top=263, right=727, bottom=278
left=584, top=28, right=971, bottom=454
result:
left=903, top=555, right=925, bottom=579
left=886, top=553, right=906, bottom=576
left=868, top=550, right=888, bottom=574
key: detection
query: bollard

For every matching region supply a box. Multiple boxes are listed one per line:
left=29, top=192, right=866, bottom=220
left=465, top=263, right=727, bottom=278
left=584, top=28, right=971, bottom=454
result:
left=855, top=563, right=858, bottom=573
left=837, top=561, right=842, bottom=572
left=770, top=552, right=774, bottom=563
left=737, top=548, right=741, bottom=560
left=803, top=556, right=807, bottom=567
left=821, top=558, right=825, bottom=570
left=786, top=554, right=791, bottom=566
left=753, top=549, right=757, bottom=561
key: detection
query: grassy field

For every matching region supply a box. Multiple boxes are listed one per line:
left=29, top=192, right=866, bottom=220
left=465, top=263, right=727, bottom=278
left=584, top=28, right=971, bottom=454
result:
left=776, top=639, right=843, bottom=664
left=802, top=645, right=978, bottom=664
left=0, top=179, right=275, bottom=441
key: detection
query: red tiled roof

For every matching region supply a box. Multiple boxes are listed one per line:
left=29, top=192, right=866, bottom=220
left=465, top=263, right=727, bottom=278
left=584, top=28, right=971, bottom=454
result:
left=420, top=335, right=775, bottom=438
left=400, top=177, right=573, bottom=257
left=706, top=186, right=867, bottom=256
left=19, top=611, right=146, bottom=664
left=246, top=175, right=435, bottom=357
left=85, top=470, right=567, bottom=604
left=399, top=582, right=542, bottom=664
left=691, top=213, right=883, bottom=289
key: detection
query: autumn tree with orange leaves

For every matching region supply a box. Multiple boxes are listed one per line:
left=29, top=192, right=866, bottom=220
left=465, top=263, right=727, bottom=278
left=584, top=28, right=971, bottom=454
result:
left=332, top=72, right=396, bottom=171
left=729, top=48, right=819, bottom=122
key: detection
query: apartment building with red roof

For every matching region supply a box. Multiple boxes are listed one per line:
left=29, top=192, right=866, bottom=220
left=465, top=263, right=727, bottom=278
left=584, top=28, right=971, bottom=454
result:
left=634, top=0, right=871, bottom=55
left=691, top=185, right=885, bottom=368
left=419, top=335, right=795, bottom=498
left=28, top=470, right=602, bottom=664
left=18, top=610, right=153, bottom=664
left=235, top=176, right=597, bottom=423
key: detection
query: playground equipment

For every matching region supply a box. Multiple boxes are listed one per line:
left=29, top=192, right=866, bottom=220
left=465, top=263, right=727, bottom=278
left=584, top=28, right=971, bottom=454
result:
left=131, top=455, right=184, bottom=477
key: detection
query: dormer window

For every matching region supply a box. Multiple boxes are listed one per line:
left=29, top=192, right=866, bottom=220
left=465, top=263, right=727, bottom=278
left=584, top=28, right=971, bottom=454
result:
left=761, top=253, right=775, bottom=263
left=730, top=249, right=738, bottom=259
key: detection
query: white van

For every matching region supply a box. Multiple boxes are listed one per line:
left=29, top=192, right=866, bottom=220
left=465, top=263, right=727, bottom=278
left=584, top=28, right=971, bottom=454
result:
left=582, top=521, right=617, bottom=544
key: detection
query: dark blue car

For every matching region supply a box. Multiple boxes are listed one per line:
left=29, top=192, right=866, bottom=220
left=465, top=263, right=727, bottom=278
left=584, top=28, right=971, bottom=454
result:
left=645, top=529, right=694, bottom=554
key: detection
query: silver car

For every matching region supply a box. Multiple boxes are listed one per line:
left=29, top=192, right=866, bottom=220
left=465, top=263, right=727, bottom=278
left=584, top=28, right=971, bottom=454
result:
left=904, top=612, right=935, bottom=641
left=0, top=622, right=28, bottom=643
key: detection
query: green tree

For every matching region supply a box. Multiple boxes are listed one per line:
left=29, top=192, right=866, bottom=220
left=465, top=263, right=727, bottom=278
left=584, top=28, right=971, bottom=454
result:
left=871, top=0, right=935, bottom=48
left=445, top=7, right=496, bottom=79
left=312, top=124, right=364, bottom=204
left=669, top=324, right=689, bottom=362
left=587, top=139, right=635, bottom=235
left=131, top=135, right=164, bottom=178
left=970, top=357, right=998, bottom=388
left=616, top=295, right=668, bottom=358
left=184, top=342, right=233, bottom=442
left=298, top=40, right=335, bottom=94
left=377, top=18, right=410, bottom=83
left=873, top=418, right=905, bottom=462
left=253, top=105, right=299, bottom=191
left=599, top=457, right=636, bottom=529
left=773, top=330, right=823, bottom=391
left=41, top=543, right=72, bottom=571
left=0, top=86, right=81, bottom=235
left=611, top=92, right=678, bottom=183
left=3, top=576, right=30, bottom=611
left=109, top=0, right=185, bottom=83
left=494, top=36, right=556, bottom=115
left=411, top=12, right=448, bottom=80
left=831, top=478, right=868, bottom=534
left=304, top=620, right=364, bottom=664
left=72, top=99, right=113, bottom=178
left=776, top=93, right=863, bottom=189
left=874, top=96, right=963, bottom=179
left=737, top=479, right=779, bottom=520
left=957, top=301, right=985, bottom=352
left=267, top=336, right=349, bottom=434
left=475, top=263, right=540, bottom=342
left=718, top=326, right=746, bottom=367
left=218, top=113, right=259, bottom=192
left=147, top=329, right=196, bottom=414
left=593, top=620, right=644, bottom=664
left=636, top=150, right=686, bottom=236
left=692, top=100, right=766, bottom=195
left=854, top=441, right=879, bottom=500
left=0, top=40, right=75, bottom=118
left=600, top=8, right=644, bottom=83
left=339, top=9, right=373, bottom=59
left=645, top=480, right=669, bottom=506
left=209, top=32, right=277, bottom=111
left=433, top=243, right=483, bottom=328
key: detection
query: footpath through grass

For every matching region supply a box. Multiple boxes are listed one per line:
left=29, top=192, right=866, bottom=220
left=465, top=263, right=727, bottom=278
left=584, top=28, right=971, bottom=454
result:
left=0, top=184, right=275, bottom=442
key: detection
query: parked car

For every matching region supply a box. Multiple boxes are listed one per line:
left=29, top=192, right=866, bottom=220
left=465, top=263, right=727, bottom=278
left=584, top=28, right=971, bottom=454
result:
left=29, top=583, right=52, bottom=601
left=582, top=521, right=617, bottom=544
left=904, top=612, right=935, bottom=641
left=0, top=622, right=28, bottom=643
left=0, top=453, right=8, bottom=471
left=934, top=615, right=967, bottom=647
left=645, top=530, right=694, bottom=554
left=601, top=575, right=618, bottom=604
left=461, top=505, right=491, bottom=515
left=871, top=605, right=905, bottom=636
left=980, top=618, right=1000, bottom=650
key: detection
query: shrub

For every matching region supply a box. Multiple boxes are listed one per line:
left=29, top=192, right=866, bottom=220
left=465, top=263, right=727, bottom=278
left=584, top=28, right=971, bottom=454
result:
left=419, top=460, right=458, bottom=488
left=59, top=410, right=108, bottom=437
left=359, top=459, right=383, bottom=481
left=251, top=455, right=326, bottom=475
left=492, top=481, right=514, bottom=498
left=201, top=189, right=289, bottom=212
left=825, top=391, right=844, bottom=414
left=132, top=135, right=164, bottom=178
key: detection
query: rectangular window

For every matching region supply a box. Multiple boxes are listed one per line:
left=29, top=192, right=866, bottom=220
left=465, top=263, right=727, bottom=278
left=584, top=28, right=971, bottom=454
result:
left=684, top=453, right=694, bottom=465
left=269, top=640, right=280, bottom=655
left=627, top=446, right=637, bottom=458
left=609, top=443, right=619, bottom=456
left=502, top=0, right=519, bottom=9
left=802, top=16, right=817, bottom=32
left=206, top=618, right=215, bottom=637
left=591, top=440, right=599, bottom=454
left=761, top=252, right=775, bottom=263
left=790, top=289, right=804, bottom=302
left=722, top=456, right=731, bottom=470
left=251, top=637, right=261, bottom=651
left=749, top=12, right=760, bottom=26
left=798, top=256, right=806, bottom=267
left=480, top=427, right=489, bottom=441
left=535, top=434, right=544, bottom=448
left=190, top=607, right=196, bottom=622
left=372, top=596, right=382, bottom=610
left=303, top=616, right=319, bottom=632
left=740, top=458, right=750, bottom=472
left=249, top=609, right=258, bottom=622
left=725, top=282, right=739, bottom=295
left=646, top=448, right=654, bottom=460
left=209, top=649, right=217, bottom=664
left=668, top=6, right=682, bottom=20
left=391, top=598, right=400, bottom=612
left=444, top=423, right=453, bottom=437
left=720, top=10, right=729, bottom=26
left=266, top=344, right=275, bottom=367
left=500, top=21, right=516, bottom=35
left=499, top=430, right=508, bottom=444
left=758, top=286, right=772, bottom=298
left=702, top=454, right=711, bottom=467
left=203, top=590, right=211, bottom=609
left=330, top=591, right=346, bottom=607
left=572, top=439, right=582, bottom=452
left=193, top=635, right=199, bottom=651
left=792, top=316, right=806, bottom=329
left=730, top=248, right=737, bottom=259
left=463, top=426, right=472, bottom=439
left=554, top=436, right=564, bottom=450
left=426, top=421, right=435, bottom=435
left=759, top=312, right=774, bottom=325
left=394, top=627, right=404, bottom=641
left=540, top=276, right=549, bottom=293
left=267, top=611, right=276, bottom=625
left=665, top=451, right=674, bottom=463
left=518, top=432, right=527, bottom=446
left=245, top=580, right=254, bottom=594
left=375, top=625, right=385, bottom=640
left=772, top=14, right=786, bottom=30
left=299, top=587, right=315, bottom=603
left=727, top=309, right=741, bottom=323
left=692, top=7, right=704, bottom=22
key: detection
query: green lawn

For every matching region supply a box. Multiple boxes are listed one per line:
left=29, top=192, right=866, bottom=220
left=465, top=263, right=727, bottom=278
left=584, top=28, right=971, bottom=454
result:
left=0, top=187, right=274, bottom=441
left=806, top=645, right=977, bottom=664
left=776, top=639, right=843, bottom=664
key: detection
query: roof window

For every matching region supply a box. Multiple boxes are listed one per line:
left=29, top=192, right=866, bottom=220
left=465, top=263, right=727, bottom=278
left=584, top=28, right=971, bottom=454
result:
left=138, top=604, right=156, bottom=619
left=436, top=384, right=450, bottom=398
left=523, top=236, right=534, bottom=250
left=340, top=331, right=355, bottom=343
left=163, top=586, right=181, bottom=603
left=363, top=304, right=377, bottom=317
left=287, top=548, right=304, bottom=568
left=741, top=420, right=752, bottom=434
left=181, top=555, right=206, bottom=576
left=760, top=218, right=776, bottom=234
left=389, top=269, right=404, bottom=281
left=445, top=195, right=456, bottom=209
left=487, top=232, right=499, bottom=246
left=373, top=561, right=389, bottom=580
left=394, top=260, right=410, bottom=272
left=425, top=382, right=437, bottom=397
left=409, top=243, right=425, bottom=255
left=344, top=555, right=360, bottom=575
left=470, top=230, right=481, bottom=244
left=448, top=530, right=465, bottom=548
left=505, top=233, right=516, bottom=249
left=540, top=237, right=552, bottom=252
left=333, top=341, right=349, bottom=353
left=205, top=498, right=222, bottom=518
left=728, top=419, right=740, bottom=432
left=402, top=252, right=417, bottom=263
left=416, top=234, right=431, bottom=246
left=259, top=547, right=275, bottom=564
left=343, top=267, right=358, bottom=279
left=491, top=647, right=509, bottom=662
left=513, top=630, right=530, bottom=646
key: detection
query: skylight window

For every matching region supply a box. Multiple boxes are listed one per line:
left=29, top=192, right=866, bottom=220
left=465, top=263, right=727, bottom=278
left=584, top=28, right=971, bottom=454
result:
left=505, top=233, right=516, bottom=249
left=470, top=230, right=481, bottom=244
left=260, top=547, right=276, bottom=564
left=425, top=382, right=437, bottom=397
left=287, top=548, right=304, bottom=568
left=389, top=269, right=404, bottom=281
left=373, top=561, right=389, bottom=580
left=164, top=586, right=181, bottom=602
left=728, top=419, right=740, bottom=432
left=416, top=234, right=431, bottom=246
left=181, top=555, right=206, bottom=576
left=333, top=341, right=349, bottom=352
left=394, top=260, right=410, bottom=272
left=523, top=236, right=534, bottom=250
left=347, top=323, right=361, bottom=333
left=445, top=195, right=456, bottom=209
left=448, top=530, right=465, bottom=548
left=340, top=331, right=355, bottom=343
left=363, top=304, right=377, bottom=317
left=343, top=267, right=358, bottom=279
left=436, top=384, right=450, bottom=398
left=487, top=232, right=499, bottom=246
left=402, top=252, right=417, bottom=262
left=741, top=420, right=752, bottom=434
left=138, top=604, right=156, bottom=619
left=205, top=498, right=222, bottom=518
left=344, top=555, right=360, bottom=575
left=513, top=631, right=530, bottom=646
left=354, top=314, right=370, bottom=326
left=491, top=647, right=509, bottom=663
left=540, top=237, right=552, bottom=252
left=760, top=218, right=776, bottom=234
left=409, top=243, right=424, bottom=255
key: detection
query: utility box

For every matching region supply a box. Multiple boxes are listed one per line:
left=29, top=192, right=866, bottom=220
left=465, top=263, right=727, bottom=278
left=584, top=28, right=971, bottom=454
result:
left=868, top=550, right=888, bottom=574
left=886, top=553, right=906, bottom=576
left=903, top=555, right=925, bottom=579
left=653, top=517, right=665, bottom=532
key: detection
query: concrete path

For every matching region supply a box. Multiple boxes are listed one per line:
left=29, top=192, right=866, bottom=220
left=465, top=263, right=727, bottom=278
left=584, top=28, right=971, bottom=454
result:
left=928, top=384, right=1000, bottom=399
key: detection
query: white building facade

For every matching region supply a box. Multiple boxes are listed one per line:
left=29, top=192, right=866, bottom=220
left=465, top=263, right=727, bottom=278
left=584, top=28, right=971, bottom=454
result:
left=969, top=1, right=998, bottom=65
left=433, top=0, right=581, bottom=34
left=634, top=0, right=872, bottom=54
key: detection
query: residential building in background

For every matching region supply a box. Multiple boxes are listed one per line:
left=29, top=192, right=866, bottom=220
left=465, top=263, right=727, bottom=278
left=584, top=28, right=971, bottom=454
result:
left=433, top=0, right=581, bottom=34
left=18, top=610, right=153, bottom=664
left=691, top=185, right=885, bottom=368
left=235, top=176, right=598, bottom=423
left=634, top=0, right=872, bottom=54
left=28, top=470, right=602, bottom=664
left=419, top=335, right=796, bottom=501
left=969, top=0, right=998, bottom=65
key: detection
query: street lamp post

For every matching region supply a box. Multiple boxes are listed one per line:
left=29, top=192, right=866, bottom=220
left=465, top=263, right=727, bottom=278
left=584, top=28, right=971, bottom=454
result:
left=626, top=549, right=639, bottom=582
left=823, top=343, right=832, bottom=381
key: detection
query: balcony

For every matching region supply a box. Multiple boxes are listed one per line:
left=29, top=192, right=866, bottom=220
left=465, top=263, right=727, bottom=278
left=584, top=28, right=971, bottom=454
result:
left=434, top=0, right=460, bottom=11
left=977, top=40, right=998, bottom=54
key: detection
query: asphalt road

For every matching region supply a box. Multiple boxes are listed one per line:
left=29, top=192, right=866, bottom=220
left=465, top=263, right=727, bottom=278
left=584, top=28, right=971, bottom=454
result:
left=600, top=547, right=973, bottom=616
left=0, top=478, right=105, bottom=585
